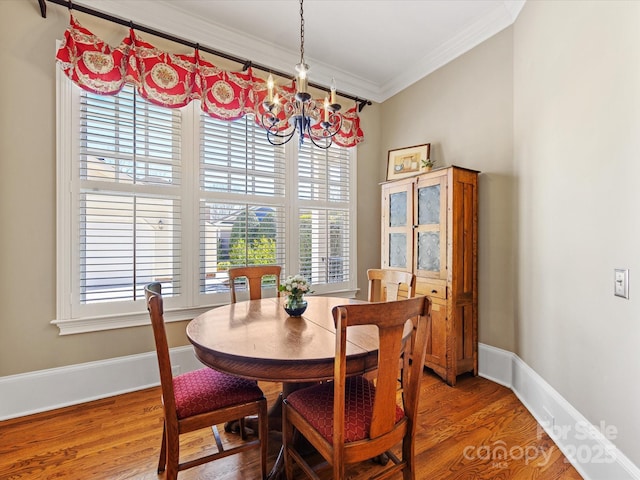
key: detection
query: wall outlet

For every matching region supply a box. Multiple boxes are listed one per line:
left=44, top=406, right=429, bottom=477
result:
left=614, top=268, right=629, bottom=299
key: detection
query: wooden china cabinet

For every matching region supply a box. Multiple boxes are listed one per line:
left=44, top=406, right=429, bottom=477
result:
left=381, top=166, right=479, bottom=386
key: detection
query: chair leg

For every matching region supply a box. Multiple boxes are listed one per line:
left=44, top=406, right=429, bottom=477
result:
left=282, top=407, right=294, bottom=480
left=402, top=434, right=415, bottom=480
left=157, top=422, right=167, bottom=474
left=259, top=400, right=268, bottom=480
left=165, top=425, right=180, bottom=480
left=333, top=458, right=345, bottom=480
left=239, top=417, right=247, bottom=440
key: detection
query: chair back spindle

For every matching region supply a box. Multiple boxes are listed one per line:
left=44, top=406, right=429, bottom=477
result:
left=228, top=265, right=282, bottom=303
left=367, top=268, right=416, bottom=302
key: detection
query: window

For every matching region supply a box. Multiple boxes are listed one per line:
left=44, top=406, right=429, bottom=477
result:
left=55, top=72, right=357, bottom=334
left=298, top=144, right=352, bottom=286
left=79, top=86, right=183, bottom=306
left=199, top=115, right=286, bottom=295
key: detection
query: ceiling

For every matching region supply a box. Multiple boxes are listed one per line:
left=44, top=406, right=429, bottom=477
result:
left=78, top=0, right=525, bottom=103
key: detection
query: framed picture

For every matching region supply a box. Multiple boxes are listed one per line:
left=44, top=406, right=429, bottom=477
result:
left=386, top=143, right=431, bottom=180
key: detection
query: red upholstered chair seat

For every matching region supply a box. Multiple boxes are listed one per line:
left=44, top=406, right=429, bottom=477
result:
left=286, top=375, right=404, bottom=443
left=173, top=368, right=264, bottom=419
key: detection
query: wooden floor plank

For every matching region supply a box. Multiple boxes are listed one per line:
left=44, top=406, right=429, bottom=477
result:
left=0, top=370, right=582, bottom=479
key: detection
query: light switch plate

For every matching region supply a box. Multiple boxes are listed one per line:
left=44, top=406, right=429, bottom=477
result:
left=614, top=268, right=629, bottom=299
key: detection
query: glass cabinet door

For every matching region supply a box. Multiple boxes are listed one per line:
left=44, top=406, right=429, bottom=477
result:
left=382, top=181, right=413, bottom=270
left=414, top=175, right=447, bottom=279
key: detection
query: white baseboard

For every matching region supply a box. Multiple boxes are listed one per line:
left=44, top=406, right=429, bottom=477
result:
left=0, top=346, right=201, bottom=421
left=1, top=343, right=638, bottom=479
left=479, top=343, right=640, bottom=480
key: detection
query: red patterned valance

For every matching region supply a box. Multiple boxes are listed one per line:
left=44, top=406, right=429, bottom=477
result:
left=55, top=16, right=363, bottom=147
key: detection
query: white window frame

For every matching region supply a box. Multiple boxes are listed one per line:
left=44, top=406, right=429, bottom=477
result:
left=54, top=68, right=357, bottom=335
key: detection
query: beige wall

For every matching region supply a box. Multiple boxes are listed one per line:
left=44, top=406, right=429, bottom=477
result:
left=513, top=0, right=640, bottom=466
left=380, top=28, right=516, bottom=351
left=354, top=102, right=384, bottom=301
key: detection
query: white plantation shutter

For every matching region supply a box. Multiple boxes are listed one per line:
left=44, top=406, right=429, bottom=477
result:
left=81, top=90, right=181, bottom=185
left=201, top=116, right=286, bottom=196
left=297, top=143, right=351, bottom=288
left=77, top=85, right=182, bottom=306
left=298, top=209, right=350, bottom=285
left=298, top=142, right=350, bottom=202
left=199, top=115, right=286, bottom=296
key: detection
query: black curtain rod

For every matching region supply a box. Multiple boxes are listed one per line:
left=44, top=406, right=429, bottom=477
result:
left=38, top=0, right=372, bottom=112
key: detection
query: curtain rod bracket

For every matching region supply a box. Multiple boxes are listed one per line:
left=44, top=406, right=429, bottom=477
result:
left=357, top=99, right=371, bottom=113
left=243, top=60, right=252, bottom=71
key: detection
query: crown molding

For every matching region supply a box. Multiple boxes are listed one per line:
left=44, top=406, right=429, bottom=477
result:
left=72, top=0, right=526, bottom=104
left=379, top=0, right=525, bottom=101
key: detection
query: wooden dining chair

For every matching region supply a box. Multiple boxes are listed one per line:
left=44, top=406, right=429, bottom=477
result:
left=367, top=268, right=417, bottom=388
left=228, top=265, right=282, bottom=303
left=367, top=268, right=416, bottom=302
left=282, top=295, right=431, bottom=480
left=145, top=283, right=269, bottom=480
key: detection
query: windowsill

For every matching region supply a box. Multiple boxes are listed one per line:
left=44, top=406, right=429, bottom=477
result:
left=52, top=288, right=358, bottom=335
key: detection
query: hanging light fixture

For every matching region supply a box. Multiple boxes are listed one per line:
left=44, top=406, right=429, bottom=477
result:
left=260, top=0, right=342, bottom=149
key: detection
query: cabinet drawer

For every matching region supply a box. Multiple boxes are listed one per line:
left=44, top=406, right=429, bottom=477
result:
left=416, top=279, right=447, bottom=300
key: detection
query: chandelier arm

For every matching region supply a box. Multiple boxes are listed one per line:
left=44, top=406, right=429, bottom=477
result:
left=306, top=132, right=333, bottom=149
left=259, top=115, right=297, bottom=140
left=266, top=128, right=297, bottom=146
left=305, top=114, right=341, bottom=149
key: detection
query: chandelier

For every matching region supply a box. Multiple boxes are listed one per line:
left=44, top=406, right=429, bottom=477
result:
left=260, top=0, right=342, bottom=149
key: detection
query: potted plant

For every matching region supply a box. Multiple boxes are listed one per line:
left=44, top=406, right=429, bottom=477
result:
left=421, top=158, right=435, bottom=172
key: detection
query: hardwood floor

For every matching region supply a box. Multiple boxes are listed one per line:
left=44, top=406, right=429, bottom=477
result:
left=0, top=370, right=582, bottom=479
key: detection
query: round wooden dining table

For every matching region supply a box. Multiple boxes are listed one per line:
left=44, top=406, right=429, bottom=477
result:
left=186, top=295, right=383, bottom=479
left=186, top=295, right=379, bottom=384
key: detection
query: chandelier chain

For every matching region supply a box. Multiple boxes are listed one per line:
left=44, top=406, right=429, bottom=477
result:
left=299, top=0, right=305, bottom=64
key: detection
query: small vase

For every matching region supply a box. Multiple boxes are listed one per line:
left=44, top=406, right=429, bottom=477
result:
left=284, top=295, right=307, bottom=317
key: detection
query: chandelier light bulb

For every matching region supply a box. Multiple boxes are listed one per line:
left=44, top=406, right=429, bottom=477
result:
left=267, top=73, right=275, bottom=103
left=295, top=62, right=309, bottom=94
left=324, top=96, right=330, bottom=122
